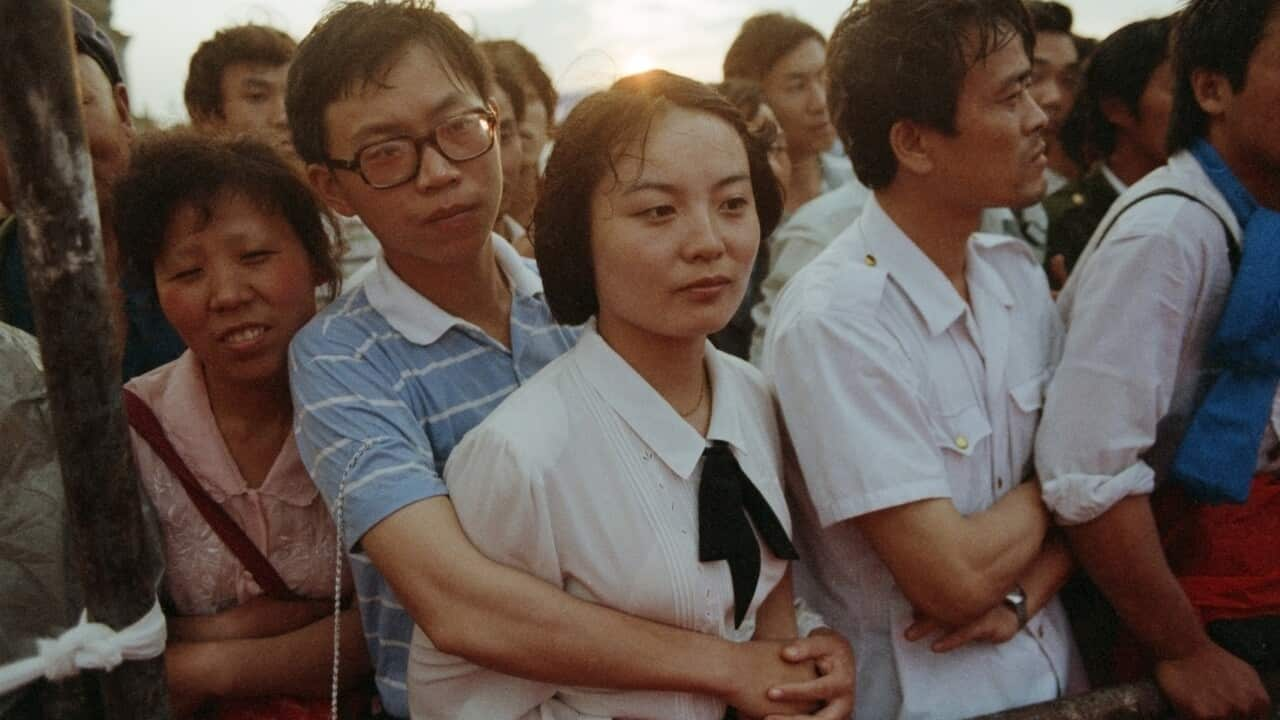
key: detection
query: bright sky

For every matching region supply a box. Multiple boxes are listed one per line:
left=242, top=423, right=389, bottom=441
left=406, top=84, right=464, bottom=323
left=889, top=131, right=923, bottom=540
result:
left=113, top=0, right=1184, bottom=125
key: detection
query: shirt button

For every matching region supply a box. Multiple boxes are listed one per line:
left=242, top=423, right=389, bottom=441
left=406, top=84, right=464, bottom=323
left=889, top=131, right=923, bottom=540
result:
left=864, top=254, right=877, bottom=267
left=955, top=435, right=969, bottom=450
left=997, top=477, right=1004, bottom=489
left=1071, top=192, right=1086, bottom=207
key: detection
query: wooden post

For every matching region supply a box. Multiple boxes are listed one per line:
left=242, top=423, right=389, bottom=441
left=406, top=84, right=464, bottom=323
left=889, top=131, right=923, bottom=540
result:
left=0, top=1, right=167, bottom=718
left=971, top=669, right=1280, bottom=719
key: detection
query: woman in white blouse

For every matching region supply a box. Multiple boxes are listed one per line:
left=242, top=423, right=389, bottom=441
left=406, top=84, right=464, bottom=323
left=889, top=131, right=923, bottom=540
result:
left=405, top=70, right=848, bottom=719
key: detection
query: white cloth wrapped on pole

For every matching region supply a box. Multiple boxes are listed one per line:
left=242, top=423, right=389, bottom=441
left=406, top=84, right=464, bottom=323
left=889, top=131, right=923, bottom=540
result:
left=0, top=599, right=166, bottom=695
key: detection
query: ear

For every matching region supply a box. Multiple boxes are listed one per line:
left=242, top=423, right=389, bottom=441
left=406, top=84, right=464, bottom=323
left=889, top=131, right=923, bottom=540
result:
left=1190, top=68, right=1231, bottom=118
left=889, top=119, right=935, bottom=177
left=112, top=82, right=135, bottom=135
left=1100, top=96, right=1137, bottom=130
left=307, top=163, right=358, bottom=218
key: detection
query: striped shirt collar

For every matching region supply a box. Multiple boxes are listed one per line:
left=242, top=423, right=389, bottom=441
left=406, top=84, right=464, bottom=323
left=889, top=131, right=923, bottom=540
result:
left=364, top=233, right=543, bottom=346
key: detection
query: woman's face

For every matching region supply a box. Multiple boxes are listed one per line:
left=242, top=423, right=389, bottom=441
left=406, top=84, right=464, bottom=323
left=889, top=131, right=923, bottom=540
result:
left=589, top=107, right=760, bottom=349
left=154, top=192, right=319, bottom=387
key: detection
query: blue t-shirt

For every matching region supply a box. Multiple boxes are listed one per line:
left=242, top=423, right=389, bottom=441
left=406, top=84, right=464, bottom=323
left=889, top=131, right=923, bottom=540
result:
left=289, top=246, right=578, bottom=718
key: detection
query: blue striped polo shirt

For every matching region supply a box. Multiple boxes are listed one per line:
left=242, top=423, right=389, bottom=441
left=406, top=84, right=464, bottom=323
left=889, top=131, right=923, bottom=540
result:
left=289, top=237, right=579, bottom=718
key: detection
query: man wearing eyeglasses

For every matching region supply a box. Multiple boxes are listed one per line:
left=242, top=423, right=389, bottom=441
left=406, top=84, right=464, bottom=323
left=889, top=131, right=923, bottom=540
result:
left=283, top=3, right=850, bottom=719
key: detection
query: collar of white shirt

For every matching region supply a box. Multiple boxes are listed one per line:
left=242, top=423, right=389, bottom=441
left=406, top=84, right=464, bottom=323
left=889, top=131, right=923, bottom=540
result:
left=574, top=321, right=756, bottom=480
left=861, top=196, right=1017, bottom=337
left=363, top=232, right=543, bottom=346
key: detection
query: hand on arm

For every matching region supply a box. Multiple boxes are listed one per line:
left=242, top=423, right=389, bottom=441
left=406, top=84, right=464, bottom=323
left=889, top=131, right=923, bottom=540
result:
left=165, top=605, right=369, bottom=716
left=1066, top=496, right=1269, bottom=720
left=854, top=481, right=1049, bottom=627
left=167, top=596, right=332, bottom=642
left=905, top=527, right=1074, bottom=652
left=363, top=496, right=820, bottom=717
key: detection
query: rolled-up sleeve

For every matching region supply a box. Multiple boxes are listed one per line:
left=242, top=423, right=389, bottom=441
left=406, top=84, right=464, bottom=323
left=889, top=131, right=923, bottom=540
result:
left=1037, top=222, right=1201, bottom=525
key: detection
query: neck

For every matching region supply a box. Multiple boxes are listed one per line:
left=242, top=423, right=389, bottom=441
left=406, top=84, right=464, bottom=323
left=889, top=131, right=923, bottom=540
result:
left=204, top=365, right=294, bottom=440
left=786, top=151, right=823, bottom=212
left=876, top=183, right=977, bottom=298
left=597, top=319, right=708, bottom=425
left=1107, top=139, right=1161, bottom=187
left=1208, top=127, right=1280, bottom=211
left=386, top=237, right=512, bottom=343
left=1045, top=137, right=1079, bottom=182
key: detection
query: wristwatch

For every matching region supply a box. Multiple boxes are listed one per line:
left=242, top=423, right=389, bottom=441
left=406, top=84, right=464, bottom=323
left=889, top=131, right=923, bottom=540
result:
left=1004, top=584, right=1029, bottom=629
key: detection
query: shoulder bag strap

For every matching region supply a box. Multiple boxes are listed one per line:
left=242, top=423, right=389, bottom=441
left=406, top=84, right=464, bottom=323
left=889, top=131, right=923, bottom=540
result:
left=122, top=388, right=297, bottom=601
left=1096, top=188, right=1241, bottom=274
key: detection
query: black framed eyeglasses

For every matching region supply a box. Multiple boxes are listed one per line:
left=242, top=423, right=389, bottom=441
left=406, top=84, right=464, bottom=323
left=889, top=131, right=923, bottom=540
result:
left=324, top=108, right=497, bottom=189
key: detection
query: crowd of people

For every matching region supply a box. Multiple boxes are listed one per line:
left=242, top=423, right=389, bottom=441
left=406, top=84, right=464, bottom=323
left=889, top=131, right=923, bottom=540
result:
left=0, top=0, right=1277, bottom=718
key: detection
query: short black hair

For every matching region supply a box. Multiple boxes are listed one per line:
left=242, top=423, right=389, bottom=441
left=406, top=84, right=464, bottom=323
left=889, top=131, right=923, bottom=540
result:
left=1027, top=1, right=1073, bottom=34
left=1058, top=16, right=1173, bottom=166
left=114, top=129, right=341, bottom=300
left=286, top=1, right=493, bottom=165
left=828, top=0, right=1034, bottom=189
left=480, top=44, right=527, bottom=123
left=723, top=13, right=824, bottom=82
left=534, top=70, right=784, bottom=325
left=479, top=39, right=557, bottom=126
left=185, top=25, right=296, bottom=121
left=1167, top=0, right=1279, bottom=152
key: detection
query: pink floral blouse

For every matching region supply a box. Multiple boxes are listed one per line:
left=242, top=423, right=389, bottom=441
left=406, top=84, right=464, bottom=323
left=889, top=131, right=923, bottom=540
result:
left=126, top=351, right=347, bottom=616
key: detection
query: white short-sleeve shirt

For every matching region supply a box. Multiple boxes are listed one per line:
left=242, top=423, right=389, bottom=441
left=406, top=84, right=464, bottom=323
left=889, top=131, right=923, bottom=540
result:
left=407, top=323, right=793, bottom=720
left=763, top=195, right=1082, bottom=720
left=1037, top=150, right=1280, bottom=524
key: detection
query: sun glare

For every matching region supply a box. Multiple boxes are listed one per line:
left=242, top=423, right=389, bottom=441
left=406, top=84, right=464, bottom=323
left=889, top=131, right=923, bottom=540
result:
left=622, top=52, right=657, bottom=76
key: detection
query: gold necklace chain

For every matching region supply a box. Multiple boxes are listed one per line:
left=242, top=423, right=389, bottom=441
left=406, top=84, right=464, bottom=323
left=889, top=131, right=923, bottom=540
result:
left=678, top=375, right=707, bottom=418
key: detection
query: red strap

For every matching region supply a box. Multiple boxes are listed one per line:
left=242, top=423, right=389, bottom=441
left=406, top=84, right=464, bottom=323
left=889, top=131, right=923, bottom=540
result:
left=122, top=388, right=297, bottom=601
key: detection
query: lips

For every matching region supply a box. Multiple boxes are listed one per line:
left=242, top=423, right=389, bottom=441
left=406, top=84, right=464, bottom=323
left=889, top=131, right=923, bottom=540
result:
left=424, top=203, right=478, bottom=224
left=218, top=323, right=269, bottom=349
left=680, top=275, right=733, bottom=292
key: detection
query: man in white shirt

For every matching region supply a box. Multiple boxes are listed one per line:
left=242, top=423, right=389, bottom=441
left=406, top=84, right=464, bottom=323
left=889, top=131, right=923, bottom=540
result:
left=763, top=0, right=1084, bottom=717
left=1037, top=1, right=1279, bottom=717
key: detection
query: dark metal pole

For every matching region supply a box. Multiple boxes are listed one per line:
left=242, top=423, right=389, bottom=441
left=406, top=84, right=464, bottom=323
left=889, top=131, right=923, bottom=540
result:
left=0, top=1, right=167, bottom=718
left=972, top=669, right=1280, bottom=719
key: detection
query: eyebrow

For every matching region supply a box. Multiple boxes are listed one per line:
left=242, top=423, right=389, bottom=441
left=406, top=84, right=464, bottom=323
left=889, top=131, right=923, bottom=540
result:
left=348, top=91, right=468, bottom=147
left=622, top=173, right=752, bottom=195
left=240, top=78, right=277, bottom=91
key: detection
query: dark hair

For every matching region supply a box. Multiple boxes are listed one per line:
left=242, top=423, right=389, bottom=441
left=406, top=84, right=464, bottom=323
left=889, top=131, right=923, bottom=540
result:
left=723, top=12, right=824, bottom=82
left=479, top=40, right=557, bottom=126
left=828, top=0, right=1034, bottom=189
left=286, top=1, right=493, bottom=165
left=114, top=129, right=341, bottom=300
left=1073, top=34, right=1098, bottom=61
left=716, top=78, right=768, bottom=123
left=534, top=70, right=784, bottom=325
left=185, top=25, right=296, bottom=121
left=1058, top=16, right=1173, bottom=166
left=480, top=45, right=527, bottom=123
left=1167, top=0, right=1278, bottom=152
left=1027, top=1, right=1073, bottom=34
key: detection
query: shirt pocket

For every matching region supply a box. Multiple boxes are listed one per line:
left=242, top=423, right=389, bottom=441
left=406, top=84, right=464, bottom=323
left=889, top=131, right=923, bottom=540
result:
left=1008, top=368, right=1051, bottom=483
left=931, top=404, right=993, bottom=515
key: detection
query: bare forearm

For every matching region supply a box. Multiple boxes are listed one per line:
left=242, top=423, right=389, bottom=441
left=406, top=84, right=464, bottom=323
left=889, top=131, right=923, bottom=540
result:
left=753, top=568, right=801, bottom=641
left=408, top=553, right=740, bottom=695
left=866, top=482, right=1049, bottom=624
left=168, top=597, right=332, bottom=642
left=1019, top=529, right=1075, bottom=617
left=1064, top=494, right=1208, bottom=659
left=174, top=606, right=370, bottom=701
